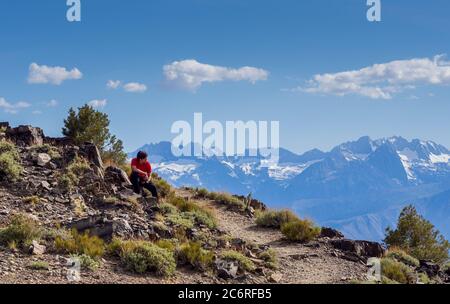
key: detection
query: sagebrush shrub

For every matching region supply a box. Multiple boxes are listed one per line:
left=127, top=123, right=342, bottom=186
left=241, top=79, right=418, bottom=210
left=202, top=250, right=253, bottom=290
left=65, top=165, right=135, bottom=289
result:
left=281, top=219, right=321, bottom=242
left=188, top=209, right=217, bottom=229
left=109, top=239, right=176, bottom=276
left=258, top=249, right=278, bottom=269
left=58, top=157, right=91, bottom=192
left=386, top=247, right=420, bottom=267
left=220, top=250, right=255, bottom=272
left=256, top=209, right=299, bottom=229
left=208, top=192, right=245, bottom=210
left=54, top=229, right=105, bottom=258
left=0, top=141, right=22, bottom=181
left=0, top=214, right=42, bottom=249
left=29, top=261, right=50, bottom=271
left=73, top=254, right=101, bottom=271
left=178, top=241, right=214, bottom=270
left=381, top=258, right=415, bottom=284
left=152, top=175, right=173, bottom=198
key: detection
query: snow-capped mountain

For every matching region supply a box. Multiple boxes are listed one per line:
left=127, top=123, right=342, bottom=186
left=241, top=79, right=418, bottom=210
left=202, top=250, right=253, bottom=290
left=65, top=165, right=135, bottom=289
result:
left=129, top=136, right=450, bottom=242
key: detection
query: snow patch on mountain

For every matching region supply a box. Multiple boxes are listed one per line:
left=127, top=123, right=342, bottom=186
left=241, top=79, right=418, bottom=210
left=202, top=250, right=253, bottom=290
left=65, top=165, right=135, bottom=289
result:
left=429, top=153, right=450, bottom=164
left=154, top=162, right=197, bottom=181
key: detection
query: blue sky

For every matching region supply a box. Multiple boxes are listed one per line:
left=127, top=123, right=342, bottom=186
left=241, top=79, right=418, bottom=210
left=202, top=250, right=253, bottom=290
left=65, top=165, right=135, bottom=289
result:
left=1, top=0, right=450, bottom=153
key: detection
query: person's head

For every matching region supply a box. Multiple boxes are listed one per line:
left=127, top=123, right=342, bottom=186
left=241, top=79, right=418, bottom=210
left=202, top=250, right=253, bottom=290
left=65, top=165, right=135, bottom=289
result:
left=137, top=151, right=148, bottom=164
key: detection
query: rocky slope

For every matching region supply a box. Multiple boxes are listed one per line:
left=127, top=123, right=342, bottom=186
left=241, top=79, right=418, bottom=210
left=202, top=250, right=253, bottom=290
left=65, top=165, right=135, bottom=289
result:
left=1, top=123, right=446, bottom=284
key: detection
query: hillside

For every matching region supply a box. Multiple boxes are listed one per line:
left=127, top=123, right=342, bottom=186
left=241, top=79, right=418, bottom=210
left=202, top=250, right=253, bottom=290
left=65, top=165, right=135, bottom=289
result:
left=1, top=123, right=448, bottom=284
left=130, top=137, right=450, bottom=242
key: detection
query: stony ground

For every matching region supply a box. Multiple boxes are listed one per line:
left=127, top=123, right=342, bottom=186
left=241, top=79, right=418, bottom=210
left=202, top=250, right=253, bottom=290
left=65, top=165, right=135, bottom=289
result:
left=0, top=185, right=368, bottom=284
left=178, top=189, right=368, bottom=284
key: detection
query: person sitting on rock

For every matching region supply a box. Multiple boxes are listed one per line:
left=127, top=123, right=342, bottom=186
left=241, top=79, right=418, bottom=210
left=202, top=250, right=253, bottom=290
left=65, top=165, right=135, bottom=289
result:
left=130, top=151, right=159, bottom=201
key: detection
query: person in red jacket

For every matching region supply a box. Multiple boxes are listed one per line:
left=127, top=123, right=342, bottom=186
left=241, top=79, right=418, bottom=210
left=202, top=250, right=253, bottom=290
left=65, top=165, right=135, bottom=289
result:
left=130, top=151, right=158, bottom=201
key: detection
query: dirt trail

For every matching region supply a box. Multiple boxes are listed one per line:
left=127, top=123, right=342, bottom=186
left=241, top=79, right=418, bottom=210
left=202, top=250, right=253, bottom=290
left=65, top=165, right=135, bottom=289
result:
left=177, top=189, right=368, bottom=284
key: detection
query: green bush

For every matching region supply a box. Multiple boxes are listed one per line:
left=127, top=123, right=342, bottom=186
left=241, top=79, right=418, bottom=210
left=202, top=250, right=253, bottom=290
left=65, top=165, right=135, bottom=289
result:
left=208, top=192, right=245, bottom=210
left=385, top=205, right=450, bottom=264
left=418, top=272, right=432, bottom=284
left=386, top=247, right=420, bottom=267
left=31, top=144, right=61, bottom=159
left=381, top=276, right=400, bottom=285
left=178, top=241, right=214, bottom=270
left=109, top=239, right=176, bottom=277
left=166, top=213, right=195, bottom=230
left=195, top=188, right=210, bottom=199
left=381, top=258, right=415, bottom=284
left=54, top=229, right=105, bottom=258
left=281, top=219, right=321, bottom=242
left=258, top=249, right=278, bottom=269
left=220, top=250, right=255, bottom=272
left=0, top=140, right=19, bottom=157
left=193, top=188, right=245, bottom=210
left=0, top=141, right=22, bottom=181
left=158, top=203, right=178, bottom=215
left=59, top=157, right=91, bottom=192
left=167, top=196, right=193, bottom=212
left=155, top=239, right=179, bottom=252
left=166, top=196, right=217, bottom=229
left=73, top=254, right=101, bottom=271
left=29, top=261, right=50, bottom=271
left=152, top=175, right=173, bottom=198
left=0, top=214, right=42, bottom=249
left=444, top=262, right=450, bottom=272
left=256, top=209, right=299, bottom=229
left=188, top=209, right=217, bottom=229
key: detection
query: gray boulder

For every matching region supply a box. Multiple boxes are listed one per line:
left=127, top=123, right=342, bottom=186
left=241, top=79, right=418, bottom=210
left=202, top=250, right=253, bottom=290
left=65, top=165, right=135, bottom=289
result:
left=215, top=259, right=239, bottom=279
left=6, top=125, right=44, bottom=146
left=331, top=239, right=385, bottom=259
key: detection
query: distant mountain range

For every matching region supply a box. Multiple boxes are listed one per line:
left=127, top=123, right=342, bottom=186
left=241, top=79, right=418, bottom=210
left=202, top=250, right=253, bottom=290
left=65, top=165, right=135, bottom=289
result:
left=129, top=136, right=450, bottom=242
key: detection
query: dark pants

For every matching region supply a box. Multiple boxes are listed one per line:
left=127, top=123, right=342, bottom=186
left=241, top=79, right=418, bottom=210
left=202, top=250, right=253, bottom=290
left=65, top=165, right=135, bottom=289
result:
left=130, top=172, right=158, bottom=199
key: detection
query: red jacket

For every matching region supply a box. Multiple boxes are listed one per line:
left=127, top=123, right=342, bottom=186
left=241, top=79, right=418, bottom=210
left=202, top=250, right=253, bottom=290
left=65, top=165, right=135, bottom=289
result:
left=131, top=158, right=152, bottom=177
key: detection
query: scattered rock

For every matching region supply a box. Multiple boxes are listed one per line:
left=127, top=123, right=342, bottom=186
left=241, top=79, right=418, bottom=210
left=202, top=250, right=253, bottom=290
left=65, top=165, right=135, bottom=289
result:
left=419, top=260, right=440, bottom=278
left=29, top=241, right=46, bottom=255
left=320, top=227, right=344, bottom=239
left=215, top=259, right=238, bottom=279
left=231, top=238, right=247, bottom=251
left=37, top=153, right=51, bottom=167
left=330, top=239, right=385, bottom=260
left=40, top=181, right=51, bottom=191
left=104, top=166, right=132, bottom=187
left=80, top=143, right=104, bottom=170
left=268, top=272, right=283, bottom=283
left=304, top=241, right=320, bottom=249
left=6, top=125, right=44, bottom=146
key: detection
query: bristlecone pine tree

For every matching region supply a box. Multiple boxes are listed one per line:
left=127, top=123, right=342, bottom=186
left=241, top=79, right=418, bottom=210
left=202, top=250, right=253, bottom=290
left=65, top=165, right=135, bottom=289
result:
left=384, top=205, right=450, bottom=264
left=63, top=105, right=127, bottom=166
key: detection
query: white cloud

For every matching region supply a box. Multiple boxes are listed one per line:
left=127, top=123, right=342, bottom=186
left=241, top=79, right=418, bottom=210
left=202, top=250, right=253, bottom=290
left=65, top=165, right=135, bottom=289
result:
left=88, top=99, right=107, bottom=108
left=32, top=110, right=43, bottom=115
left=123, top=82, right=147, bottom=93
left=0, top=97, right=31, bottom=114
left=299, top=55, right=450, bottom=100
left=28, top=63, right=82, bottom=85
left=47, top=99, right=58, bottom=107
left=107, top=80, right=121, bottom=89
left=106, top=80, right=147, bottom=93
left=163, top=59, right=269, bottom=91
